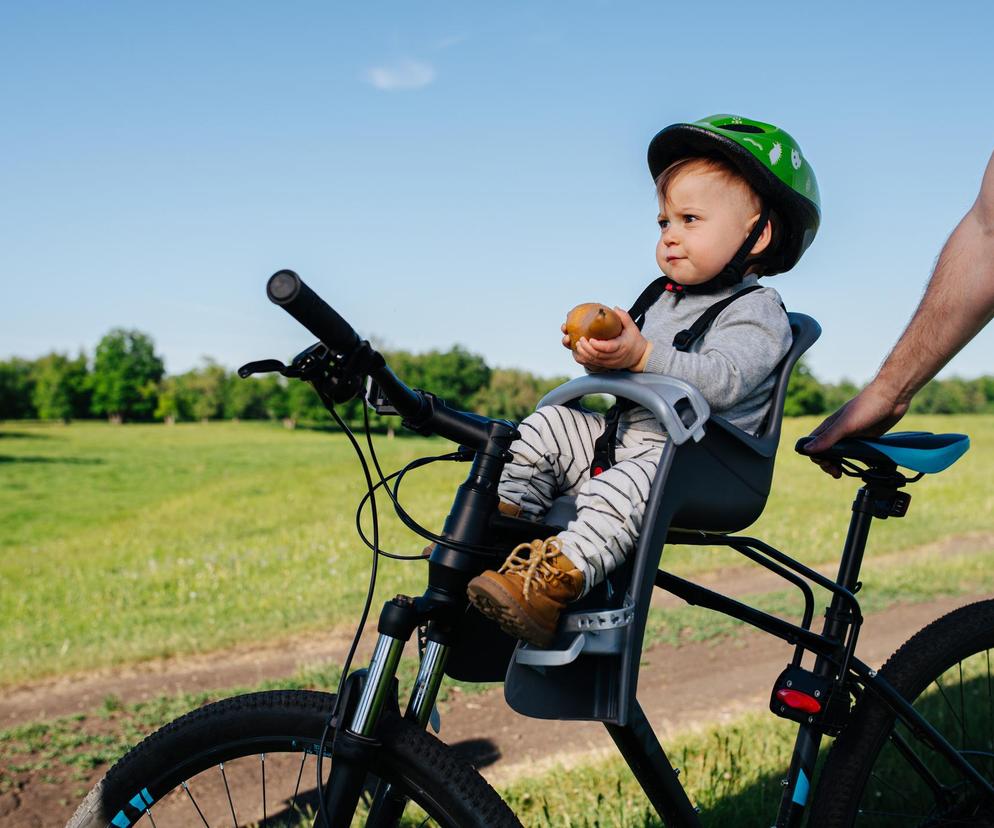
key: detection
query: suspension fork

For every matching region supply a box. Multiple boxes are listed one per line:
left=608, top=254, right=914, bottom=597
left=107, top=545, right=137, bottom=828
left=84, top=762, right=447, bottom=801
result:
left=323, top=595, right=459, bottom=826
left=325, top=418, right=517, bottom=825
left=321, top=596, right=420, bottom=826
left=365, top=634, right=453, bottom=826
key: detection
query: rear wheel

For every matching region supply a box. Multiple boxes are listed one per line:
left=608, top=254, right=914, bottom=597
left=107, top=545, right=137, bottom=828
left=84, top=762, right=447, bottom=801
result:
left=809, top=599, right=994, bottom=827
left=67, top=689, right=521, bottom=827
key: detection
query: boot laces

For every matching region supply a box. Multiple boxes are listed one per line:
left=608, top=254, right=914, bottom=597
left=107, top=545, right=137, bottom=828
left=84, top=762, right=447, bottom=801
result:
left=498, top=537, right=566, bottom=600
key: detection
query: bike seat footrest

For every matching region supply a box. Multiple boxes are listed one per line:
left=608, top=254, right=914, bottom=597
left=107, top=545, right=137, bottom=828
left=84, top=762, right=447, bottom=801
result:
left=514, top=600, right=635, bottom=668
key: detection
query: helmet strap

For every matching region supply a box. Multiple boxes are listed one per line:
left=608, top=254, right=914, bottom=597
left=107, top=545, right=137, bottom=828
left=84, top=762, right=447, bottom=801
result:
left=712, top=202, right=771, bottom=289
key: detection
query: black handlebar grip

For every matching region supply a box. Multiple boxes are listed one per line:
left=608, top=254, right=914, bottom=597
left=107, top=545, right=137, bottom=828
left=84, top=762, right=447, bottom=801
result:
left=266, top=270, right=360, bottom=353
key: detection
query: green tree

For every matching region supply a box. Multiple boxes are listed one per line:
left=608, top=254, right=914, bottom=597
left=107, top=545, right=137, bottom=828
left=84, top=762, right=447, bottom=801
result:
left=388, top=346, right=491, bottom=411
left=31, top=352, right=90, bottom=422
left=910, top=377, right=986, bottom=414
left=285, top=380, right=328, bottom=427
left=0, top=358, right=37, bottom=419
left=184, top=359, right=229, bottom=421
left=471, top=368, right=570, bottom=421
left=783, top=358, right=827, bottom=417
left=225, top=374, right=285, bottom=420
left=154, top=376, right=185, bottom=424
left=822, top=379, right=860, bottom=413
left=977, top=376, right=994, bottom=412
left=90, top=329, right=165, bottom=422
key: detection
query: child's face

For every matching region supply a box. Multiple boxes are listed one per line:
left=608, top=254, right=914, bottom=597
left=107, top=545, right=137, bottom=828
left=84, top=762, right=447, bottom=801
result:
left=655, top=168, right=763, bottom=285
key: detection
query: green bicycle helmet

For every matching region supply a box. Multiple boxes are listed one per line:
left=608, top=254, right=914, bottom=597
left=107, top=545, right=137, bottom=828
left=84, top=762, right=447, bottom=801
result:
left=647, top=114, right=820, bottom=276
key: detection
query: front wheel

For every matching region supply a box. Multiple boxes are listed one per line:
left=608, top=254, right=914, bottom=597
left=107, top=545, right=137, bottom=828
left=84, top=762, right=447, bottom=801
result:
left=67, top=689, right=521, bottom=827
left=808, top=599, right=994, bottom=827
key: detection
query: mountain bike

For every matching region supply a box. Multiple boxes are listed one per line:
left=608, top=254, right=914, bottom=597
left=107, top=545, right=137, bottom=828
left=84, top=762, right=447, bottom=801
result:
left=68, top=270, right=988, bottom=827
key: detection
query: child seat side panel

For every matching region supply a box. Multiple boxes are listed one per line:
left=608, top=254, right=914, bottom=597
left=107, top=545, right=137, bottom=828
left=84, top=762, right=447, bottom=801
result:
left=503, top=442, right=685, bottom=725
left=617, top=441, right=687, bottom=723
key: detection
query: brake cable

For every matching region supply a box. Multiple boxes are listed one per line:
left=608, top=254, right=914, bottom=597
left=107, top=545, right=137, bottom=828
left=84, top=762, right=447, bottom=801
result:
left=316, top=396, right=504, bottom=822
left=316, top=406, right=382, bottom=827
left=358, top=404, right=502, bottom=558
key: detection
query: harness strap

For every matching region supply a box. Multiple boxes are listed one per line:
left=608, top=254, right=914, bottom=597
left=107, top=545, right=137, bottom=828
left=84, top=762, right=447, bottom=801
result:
left=587, top=284, right=765, bottom=476
left=671, top=285, right=762, bottom=352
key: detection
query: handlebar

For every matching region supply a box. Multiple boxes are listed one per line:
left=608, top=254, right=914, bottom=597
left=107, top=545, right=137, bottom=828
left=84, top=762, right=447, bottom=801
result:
left=265, top=270, right=503, bottom=450
left=267, top=270, right=361, bottom=355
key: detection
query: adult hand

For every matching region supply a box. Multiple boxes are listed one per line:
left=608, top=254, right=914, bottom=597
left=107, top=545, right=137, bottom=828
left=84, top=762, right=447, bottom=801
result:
left=802, top=382, right=909, bottom=477
left=569, top=308, right=648, bottom=371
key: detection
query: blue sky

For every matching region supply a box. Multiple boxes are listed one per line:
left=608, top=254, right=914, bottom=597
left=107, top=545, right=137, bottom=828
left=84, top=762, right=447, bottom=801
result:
left=2, top=1, right=993, bottom=385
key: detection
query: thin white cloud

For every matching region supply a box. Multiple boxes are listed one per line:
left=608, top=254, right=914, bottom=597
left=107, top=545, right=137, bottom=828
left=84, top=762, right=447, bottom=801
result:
left=363, top=59, right=436, bottom=91
left=435, top=33, right=469, bottom=50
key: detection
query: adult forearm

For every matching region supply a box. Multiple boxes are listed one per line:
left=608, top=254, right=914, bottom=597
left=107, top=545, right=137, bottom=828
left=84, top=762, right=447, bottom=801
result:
left=874, top=194, right=994, bottom=405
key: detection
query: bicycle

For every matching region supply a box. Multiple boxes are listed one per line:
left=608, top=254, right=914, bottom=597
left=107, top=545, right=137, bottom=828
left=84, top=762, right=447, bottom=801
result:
left=67, top=270, right=987, bottom=827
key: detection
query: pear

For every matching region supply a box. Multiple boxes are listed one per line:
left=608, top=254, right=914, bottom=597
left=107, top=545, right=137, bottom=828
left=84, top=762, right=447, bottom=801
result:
left=565, top=303, right=623, bottom=350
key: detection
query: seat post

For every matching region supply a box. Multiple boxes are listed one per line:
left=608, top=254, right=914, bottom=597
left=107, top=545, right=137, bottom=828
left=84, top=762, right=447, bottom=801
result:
left=821, top=484, right=876, bottom=648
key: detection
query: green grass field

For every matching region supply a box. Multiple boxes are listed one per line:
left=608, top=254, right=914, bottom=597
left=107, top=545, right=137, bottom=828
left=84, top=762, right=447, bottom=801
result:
left=1, top=416, right=992, bottom=686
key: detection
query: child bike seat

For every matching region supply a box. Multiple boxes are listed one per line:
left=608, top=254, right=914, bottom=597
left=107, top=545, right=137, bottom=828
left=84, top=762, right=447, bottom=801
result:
left=503, top=313, right=822, bottom=724
left=542, top=313, right=822, bottom=534
left=797, top=432, right=970, bottom=475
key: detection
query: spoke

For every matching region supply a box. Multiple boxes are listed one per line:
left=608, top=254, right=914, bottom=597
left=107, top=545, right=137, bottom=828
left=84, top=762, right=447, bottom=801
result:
left=289, top=752, right=307, bottom=826
left=887, top=727, right=948, bottom=800
left=220, top=762, right=238, bottom=827
left=870, top=766, right=917, bottom=803
left=144, top=805, right=159, bottom=828
left=857, top=806, right=981, bottom=822
left=181, top=780, right=211, bottom=828
left=934, top=675, right=968, bottom=740
left=261, top=753, right=267, bottom=826
left=858, top=807, right=930, bottom=819
left=988, top=650, right=993, bottom=754
left=959, top=659, right=967, bottom=748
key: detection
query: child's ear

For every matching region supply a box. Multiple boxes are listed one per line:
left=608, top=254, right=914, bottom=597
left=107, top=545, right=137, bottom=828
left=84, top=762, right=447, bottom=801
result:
left=749, top=218, right=773, bottom=256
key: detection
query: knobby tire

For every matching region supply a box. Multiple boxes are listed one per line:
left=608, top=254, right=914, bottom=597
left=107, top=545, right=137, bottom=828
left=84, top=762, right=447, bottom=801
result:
left=66, top=689, right=521, bottom=828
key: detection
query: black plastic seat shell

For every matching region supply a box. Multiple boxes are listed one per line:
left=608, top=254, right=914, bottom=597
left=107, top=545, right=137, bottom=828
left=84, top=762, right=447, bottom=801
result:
left=502, top=313, right=823, bottom=724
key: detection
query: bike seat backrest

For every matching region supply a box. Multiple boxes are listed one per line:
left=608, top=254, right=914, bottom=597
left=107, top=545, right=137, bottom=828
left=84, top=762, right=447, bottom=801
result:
left=666, top=312, right=821, bottom=533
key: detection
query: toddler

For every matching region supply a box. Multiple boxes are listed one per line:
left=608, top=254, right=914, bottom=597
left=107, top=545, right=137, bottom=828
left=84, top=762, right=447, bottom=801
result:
left=468, top=114, right=821, bottom=647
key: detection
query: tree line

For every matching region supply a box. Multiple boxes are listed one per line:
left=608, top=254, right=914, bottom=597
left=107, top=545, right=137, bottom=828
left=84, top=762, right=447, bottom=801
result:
left=2, top=328, right=993, bottom=426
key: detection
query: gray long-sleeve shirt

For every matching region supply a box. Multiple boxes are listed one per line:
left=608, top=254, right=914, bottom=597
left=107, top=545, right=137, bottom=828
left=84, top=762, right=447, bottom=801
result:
left=620, top=274, right=792, bottom=437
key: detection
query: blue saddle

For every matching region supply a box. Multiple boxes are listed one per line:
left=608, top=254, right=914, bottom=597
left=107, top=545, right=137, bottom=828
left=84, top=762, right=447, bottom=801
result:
left=799, top=431, right=970, bottom=474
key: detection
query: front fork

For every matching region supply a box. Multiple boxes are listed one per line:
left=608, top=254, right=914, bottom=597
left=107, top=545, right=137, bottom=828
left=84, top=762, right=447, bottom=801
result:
left=321, top=599, right=454, bottom=827
left=322, top=418, right=518, bottom=825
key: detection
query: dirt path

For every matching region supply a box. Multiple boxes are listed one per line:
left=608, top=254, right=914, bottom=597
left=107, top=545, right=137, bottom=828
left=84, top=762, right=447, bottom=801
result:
left=2, top=533, right=993, bottom=826
left=4, top=531, right=989, bottom=729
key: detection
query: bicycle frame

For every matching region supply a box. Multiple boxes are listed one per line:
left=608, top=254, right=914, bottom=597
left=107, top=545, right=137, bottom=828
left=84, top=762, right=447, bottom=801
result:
left=255, top=272, right=989, bottom=826
left=325, top=453, right=994, bottom=828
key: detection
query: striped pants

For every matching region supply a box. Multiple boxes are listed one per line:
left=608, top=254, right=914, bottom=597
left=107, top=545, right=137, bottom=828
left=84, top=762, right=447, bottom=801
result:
left=497, top=404, right=666, bottom=596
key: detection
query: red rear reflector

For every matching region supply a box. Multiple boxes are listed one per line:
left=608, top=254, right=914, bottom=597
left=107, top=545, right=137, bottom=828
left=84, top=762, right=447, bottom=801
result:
left=776, top=688, right=822, bottom=714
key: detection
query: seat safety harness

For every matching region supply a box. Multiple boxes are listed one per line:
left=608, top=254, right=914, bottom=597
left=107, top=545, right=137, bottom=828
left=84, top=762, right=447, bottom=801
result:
left=587, top=282, right=763, bottom=476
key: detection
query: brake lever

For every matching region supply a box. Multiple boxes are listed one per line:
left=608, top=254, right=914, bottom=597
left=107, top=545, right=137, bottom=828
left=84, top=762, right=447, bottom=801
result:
left=238, top=343, right=332, bottom=380
left=238, top=359, right=289, bottom=378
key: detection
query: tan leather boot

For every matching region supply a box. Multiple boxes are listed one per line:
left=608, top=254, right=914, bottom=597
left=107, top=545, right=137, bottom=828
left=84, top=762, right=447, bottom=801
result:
left=497, top=500, right=522, bottom=517
left=466, top=537, right=584, bottom=647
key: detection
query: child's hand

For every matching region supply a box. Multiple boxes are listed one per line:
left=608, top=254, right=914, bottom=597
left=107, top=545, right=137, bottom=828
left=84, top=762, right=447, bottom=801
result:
left=570, top=308, right=649, bottom=371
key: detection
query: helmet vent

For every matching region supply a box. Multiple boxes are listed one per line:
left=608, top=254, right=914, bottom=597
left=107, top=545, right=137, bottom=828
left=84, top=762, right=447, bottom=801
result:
left=721, top=123, right=764, bottom=134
